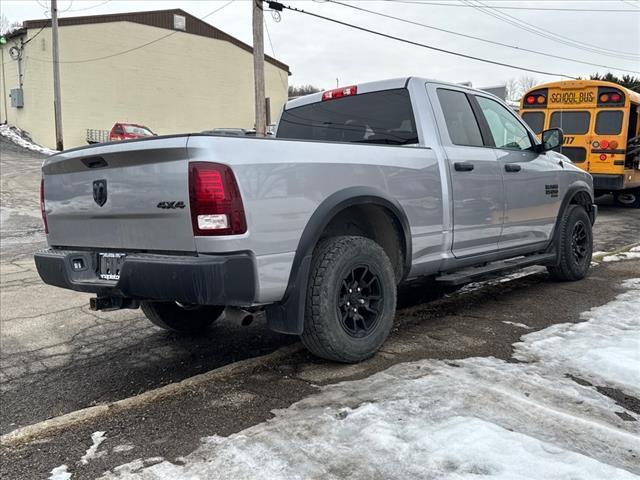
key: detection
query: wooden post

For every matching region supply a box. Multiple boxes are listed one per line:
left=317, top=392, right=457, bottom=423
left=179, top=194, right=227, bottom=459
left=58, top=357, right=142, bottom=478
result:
left=51, top=0, right=64, bottom=150
left=252, top=0, right=266, bottom=137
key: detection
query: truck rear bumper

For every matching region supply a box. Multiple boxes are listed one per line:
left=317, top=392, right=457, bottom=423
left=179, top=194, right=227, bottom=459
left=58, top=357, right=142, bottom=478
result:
left=34, top=248, right=256, bottom=306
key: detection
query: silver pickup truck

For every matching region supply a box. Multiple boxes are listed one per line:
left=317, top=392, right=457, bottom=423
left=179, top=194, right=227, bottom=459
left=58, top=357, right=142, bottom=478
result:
left=35, top=77, right=596, bottom=362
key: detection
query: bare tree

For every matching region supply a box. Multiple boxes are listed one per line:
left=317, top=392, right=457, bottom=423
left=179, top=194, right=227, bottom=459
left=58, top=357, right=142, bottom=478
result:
left=288, top=84, right=322, bottom=98
left=506, top=76, right=539, bottom=102
left=0, top=14, right=22, bottom=36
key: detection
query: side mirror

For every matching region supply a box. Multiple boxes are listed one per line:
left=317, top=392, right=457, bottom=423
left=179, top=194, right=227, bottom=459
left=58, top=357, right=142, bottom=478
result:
left=540, top=128, right=564, bottom=152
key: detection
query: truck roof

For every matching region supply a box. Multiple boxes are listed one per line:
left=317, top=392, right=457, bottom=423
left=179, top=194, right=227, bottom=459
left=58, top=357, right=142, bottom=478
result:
left=285, top=77, right=496, bottom=110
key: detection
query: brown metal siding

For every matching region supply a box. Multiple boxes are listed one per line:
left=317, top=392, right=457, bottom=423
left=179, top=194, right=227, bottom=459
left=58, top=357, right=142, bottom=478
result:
left=24, top=8, right=290, bottom=73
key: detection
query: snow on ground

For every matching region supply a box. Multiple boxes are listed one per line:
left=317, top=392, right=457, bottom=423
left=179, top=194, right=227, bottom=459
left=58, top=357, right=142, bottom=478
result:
left=49, top=465, right=72, bottom=480
left=603, top=246, right=640, bottom=263
left=0, top=124, right=58, bottom=155
left=515, top=278, right=640, bottom=395
left=80, top=431, right=107, bottom=465
left=100, top=278, right=640, bottom=480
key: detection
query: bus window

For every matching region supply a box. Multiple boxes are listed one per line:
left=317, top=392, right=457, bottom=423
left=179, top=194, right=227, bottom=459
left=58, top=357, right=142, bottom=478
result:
left=550, top=111, right=590, bottom=134
left=521, top=112, right=545, bottom=134
left=560, top=147, right=587, bottom=163
left=595, top=111, right=623, bottom=135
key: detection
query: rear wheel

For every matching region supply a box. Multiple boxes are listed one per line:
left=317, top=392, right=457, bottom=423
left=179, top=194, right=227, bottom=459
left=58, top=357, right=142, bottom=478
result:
left=547, top=205, right=593, bottom=281
left=301, top=236, right=397, bottom=363
left=613, top=189, right=640, bottom=208
left=141, top=301, right=224, bottom=333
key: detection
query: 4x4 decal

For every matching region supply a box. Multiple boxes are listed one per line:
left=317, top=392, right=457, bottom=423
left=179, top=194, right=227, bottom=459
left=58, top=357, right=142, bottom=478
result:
left=157, top=201, right=186, bottom=209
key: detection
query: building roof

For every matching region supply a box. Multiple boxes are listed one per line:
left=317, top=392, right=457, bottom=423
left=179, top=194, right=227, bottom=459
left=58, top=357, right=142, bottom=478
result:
left=19, top=8, right=290, bottom=73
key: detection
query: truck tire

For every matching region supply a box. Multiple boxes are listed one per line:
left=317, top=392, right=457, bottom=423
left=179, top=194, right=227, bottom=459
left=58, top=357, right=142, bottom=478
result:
left=613, top=189, right=640, bottom=208
left=547, top=205, right=593, bottom=282
left=301, top=236, right=397, bottom=363
left=141, top=301, right=224, bottom=333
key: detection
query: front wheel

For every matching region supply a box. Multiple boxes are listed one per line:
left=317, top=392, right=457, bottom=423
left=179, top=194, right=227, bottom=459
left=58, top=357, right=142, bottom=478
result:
left=141, top=301, right=224, bottom=333
left=547, top=205, right=593, bottom=282
left=613, top=189, right=640, bottom=208
left=301, top=236, right=397, bottom=363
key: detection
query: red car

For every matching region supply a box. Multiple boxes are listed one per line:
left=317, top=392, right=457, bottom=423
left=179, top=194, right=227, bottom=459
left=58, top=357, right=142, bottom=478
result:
left=109, top=122, right=156, bottom=142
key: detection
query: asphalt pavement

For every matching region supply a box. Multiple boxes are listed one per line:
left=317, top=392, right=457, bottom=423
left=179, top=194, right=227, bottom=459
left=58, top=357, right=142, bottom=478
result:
left=1, top=137, right=639, bottom=479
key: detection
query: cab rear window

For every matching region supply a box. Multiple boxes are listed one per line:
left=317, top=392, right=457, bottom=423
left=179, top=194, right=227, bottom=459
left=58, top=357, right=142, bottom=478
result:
left=521, top=112, right=545, bottom=134
left=549, top=111, right=590, bottom=134
left=277, top=89, right=418, bottom=145
left=595, top=110, right=623, bottom=135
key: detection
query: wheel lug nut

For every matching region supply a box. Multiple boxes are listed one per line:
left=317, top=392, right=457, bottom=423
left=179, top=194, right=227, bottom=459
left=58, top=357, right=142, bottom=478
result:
left=357, top=288, right=361, bottom=292
left=346, top=302, right=350, bottom=306
left=349, top=289, right=352, bottom=293
left=360, top=299, right=365, bottom=304
left=353, top=308, right=357, bottom=312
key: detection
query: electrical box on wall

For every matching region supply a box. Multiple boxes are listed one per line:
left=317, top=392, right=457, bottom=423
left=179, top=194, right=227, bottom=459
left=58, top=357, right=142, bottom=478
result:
left=10, top=88, right=24, bottom=108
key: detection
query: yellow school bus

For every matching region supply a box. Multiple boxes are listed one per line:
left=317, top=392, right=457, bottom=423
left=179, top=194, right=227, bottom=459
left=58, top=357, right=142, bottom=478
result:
left=520, top=80, right=640, bottom=208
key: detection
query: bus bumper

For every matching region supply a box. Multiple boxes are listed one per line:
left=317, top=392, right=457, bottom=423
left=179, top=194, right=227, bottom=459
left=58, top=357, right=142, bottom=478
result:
left=592, top=174, right=624, bottom=192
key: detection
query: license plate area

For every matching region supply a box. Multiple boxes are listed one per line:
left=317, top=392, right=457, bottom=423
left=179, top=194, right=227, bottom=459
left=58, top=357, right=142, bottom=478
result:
left=98, top=253, right=126, bottom=280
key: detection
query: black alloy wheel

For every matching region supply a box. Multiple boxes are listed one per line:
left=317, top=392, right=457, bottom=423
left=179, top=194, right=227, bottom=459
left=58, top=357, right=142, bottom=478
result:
left=337, top=265, right=384, bottom=338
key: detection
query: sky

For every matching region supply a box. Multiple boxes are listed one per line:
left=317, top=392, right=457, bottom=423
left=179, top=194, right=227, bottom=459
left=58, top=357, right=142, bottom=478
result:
left=1, top=0, right=639, bottom=91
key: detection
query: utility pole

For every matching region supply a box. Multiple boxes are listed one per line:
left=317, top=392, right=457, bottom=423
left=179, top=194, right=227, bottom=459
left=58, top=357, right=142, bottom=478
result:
left=252, top=0, right=266, bottom=137
left=51, top=0, right=64, bottom=150
left=0, top=45, right=8, bottom=123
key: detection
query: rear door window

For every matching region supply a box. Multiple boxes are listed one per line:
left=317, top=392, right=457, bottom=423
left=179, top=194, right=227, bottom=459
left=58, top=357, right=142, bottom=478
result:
left=277, top=88, right=418, bottom=145
left=436, top=89, right=483, bottom=147
left=595, top=110, right=623, bottom=135
left=521, top=112, right=545, bottom=134
left=549, top=111, right=590, bottom=134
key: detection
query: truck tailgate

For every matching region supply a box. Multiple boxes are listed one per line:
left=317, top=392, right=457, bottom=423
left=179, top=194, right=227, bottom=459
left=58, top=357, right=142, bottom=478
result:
left=42, top=136, right=196, bottom=252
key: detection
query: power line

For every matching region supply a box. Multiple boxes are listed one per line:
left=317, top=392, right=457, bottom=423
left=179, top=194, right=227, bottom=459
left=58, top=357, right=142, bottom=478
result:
left=25, top=0, right=235, bottom=64
left=264, top=17, right=288, bottom=90
left=327, top=0, right=639, bottom=74
left=274, top=1, right=577, bottom=78
left=382, top=0, right=640, bottom=13
left=64, top=0, right=112, bottom=12
left=463, top=0, right=639, bottom=60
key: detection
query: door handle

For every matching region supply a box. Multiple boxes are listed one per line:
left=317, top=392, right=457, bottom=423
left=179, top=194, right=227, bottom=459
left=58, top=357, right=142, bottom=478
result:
left=454, top=162, right=474, bottom=172
left=504, top=163, right=522, bottom=172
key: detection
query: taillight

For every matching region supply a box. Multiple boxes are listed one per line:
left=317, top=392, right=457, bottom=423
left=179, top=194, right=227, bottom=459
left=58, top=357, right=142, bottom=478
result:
left=609, top=140, right=618, bottom=149
left=597, top=87, right=624, bottom=106
left=40, top=178, right=48, bottom=234
left=523, top=88, right=547, bottom=109
left=188, top=162, right=246, bottom=236
left=600, top=139, right=610, bottom=149
left=322, top=85, right=357, bottom=102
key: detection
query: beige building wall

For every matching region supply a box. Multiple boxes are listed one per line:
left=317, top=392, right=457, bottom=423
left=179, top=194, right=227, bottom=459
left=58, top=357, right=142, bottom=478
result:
left=0, top=21, right=289, bottom=149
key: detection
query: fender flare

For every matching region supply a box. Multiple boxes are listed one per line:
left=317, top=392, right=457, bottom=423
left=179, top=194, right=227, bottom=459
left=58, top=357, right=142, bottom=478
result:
left=546, top=181, right=595, bottom=255
left=266, top=186, right=412, bottom=335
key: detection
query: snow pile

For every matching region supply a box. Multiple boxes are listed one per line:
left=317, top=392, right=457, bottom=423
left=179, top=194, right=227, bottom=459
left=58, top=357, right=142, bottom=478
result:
left=100, top=279, right=640, bottom=479
left=602, top=246, right=640, bottom=263
left=0, top=124, right=58, bottom=155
